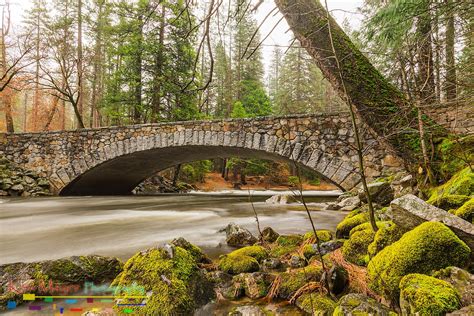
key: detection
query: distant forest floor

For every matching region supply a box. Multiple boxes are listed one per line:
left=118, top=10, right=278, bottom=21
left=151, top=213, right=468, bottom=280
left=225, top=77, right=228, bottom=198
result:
left=193, top=172, right=337, bottom=192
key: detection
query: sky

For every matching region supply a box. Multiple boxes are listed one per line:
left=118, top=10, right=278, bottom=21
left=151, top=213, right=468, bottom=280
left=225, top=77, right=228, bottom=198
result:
left=6, top=0, right=365, bottom=72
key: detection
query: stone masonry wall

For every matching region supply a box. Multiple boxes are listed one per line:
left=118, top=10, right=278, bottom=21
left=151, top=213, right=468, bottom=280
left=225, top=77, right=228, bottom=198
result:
left=0, top=114, right=404, bottom=194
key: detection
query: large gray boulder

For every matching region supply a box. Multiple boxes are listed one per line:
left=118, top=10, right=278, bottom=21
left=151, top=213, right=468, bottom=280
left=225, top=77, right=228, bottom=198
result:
left=359, top=181, right=394, bottom=206
left=390, top=194, right=474, bottom=251
left=223, top=223, right=257, bottom=247
left=337, top=196, right=361, bottom=211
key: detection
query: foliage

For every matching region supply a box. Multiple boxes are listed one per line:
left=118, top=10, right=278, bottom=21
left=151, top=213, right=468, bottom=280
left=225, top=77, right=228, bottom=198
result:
left=435, top=137, right=474, bottom=181
left=367, top=222, right=470, bottom=301
left=180, top=160, right=213, bottom=183
left=399, top=274, right=461, bottom=315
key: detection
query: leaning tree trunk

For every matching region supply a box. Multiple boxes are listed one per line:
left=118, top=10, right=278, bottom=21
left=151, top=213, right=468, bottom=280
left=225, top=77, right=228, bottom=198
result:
left=274, top=0, right=444, bottom=166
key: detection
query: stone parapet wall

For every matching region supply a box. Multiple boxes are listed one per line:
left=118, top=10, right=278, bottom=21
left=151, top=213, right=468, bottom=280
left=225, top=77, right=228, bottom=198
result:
left=426, top=103, right=473, bottom=135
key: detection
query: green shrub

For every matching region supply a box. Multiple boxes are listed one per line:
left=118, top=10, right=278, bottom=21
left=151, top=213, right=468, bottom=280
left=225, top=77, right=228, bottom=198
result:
left=399, top=274, right=461, bottom=315
left=367, top=222, right=470, bottom=301
left=180, top=160, right=212, bottom=183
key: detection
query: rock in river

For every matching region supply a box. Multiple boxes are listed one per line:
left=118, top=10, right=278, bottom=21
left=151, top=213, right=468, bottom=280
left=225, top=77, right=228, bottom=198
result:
left=222, top=223, right=257, bottom=247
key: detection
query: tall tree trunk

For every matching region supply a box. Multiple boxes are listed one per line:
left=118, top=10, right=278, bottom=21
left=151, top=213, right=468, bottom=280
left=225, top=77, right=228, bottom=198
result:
left=444, top=0, right=456, bottom=102
left=416, top=0, right=436, bottom=105
left=33, top=4, right=40, bottom=131
left=133, top=13, right=144, bottom=124
left=274, top=0, right=443, bottom=166
left=1, top=2, right=13, bottom=133
left=77, top=0, right=84, bottom=125
left=152, top=4, right=166, bottom=123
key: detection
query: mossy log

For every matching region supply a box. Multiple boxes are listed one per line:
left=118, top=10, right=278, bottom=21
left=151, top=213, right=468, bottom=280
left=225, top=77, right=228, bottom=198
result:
left=274, top=0, right=445, bottom=165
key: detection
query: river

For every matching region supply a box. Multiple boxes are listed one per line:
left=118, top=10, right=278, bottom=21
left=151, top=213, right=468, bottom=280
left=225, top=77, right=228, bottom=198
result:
left=0, top=192, right=345, bottom=265
left=0, top=192, right=346, bottom=315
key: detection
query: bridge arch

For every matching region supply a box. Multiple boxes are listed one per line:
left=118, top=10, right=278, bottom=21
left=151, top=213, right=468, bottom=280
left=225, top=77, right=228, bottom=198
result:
left=0, top=114, right=403, bottom=195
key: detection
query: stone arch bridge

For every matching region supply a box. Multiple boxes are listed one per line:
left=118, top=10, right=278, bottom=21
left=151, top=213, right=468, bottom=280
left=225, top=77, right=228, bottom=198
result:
left=0, top=114, right=403, bottom=195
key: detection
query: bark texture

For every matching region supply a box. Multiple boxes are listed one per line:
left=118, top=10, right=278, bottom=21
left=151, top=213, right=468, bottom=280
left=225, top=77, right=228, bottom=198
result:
left=274, top=0, right=441, bottom=165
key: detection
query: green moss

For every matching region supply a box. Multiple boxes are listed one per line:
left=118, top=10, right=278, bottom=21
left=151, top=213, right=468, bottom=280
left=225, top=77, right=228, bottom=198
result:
left=279, top=265, right=324, bottom=299
left=454, top=197, right=474, bottom=223
left=435, top=136, right=474, bottom=180
left=269, top=244, right=298, bottom=257
left=218, top=246, right=267, bottom=274
left=269, top=235, right=303, bottom=258
left=399, top=274, right=461, bottom=315
left=342, top=223, right=376, bottom=266
left=430, top=194, right=470, bottom=210
left=336, top=212, right=369, bottom=238
left=227, top=245, right=268, bottom=262
left=303, top=229, right=333, bottom=243
left=275, top=234, right=303, bottom=246
left=112, top=246, right=213, bottom=315
left=428, top=167, right=474, bottom=210
left=367, top=221, right=405, bottom=258
left=302, top=244, right=317, bottom=260
left=367, top=222, right=470, bottom=301
left=295, top=293, right=336, bottom=314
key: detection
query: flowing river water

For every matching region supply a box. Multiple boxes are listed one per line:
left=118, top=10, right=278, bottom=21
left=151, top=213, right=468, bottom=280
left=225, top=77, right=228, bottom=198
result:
left=0, top=192, right=346, bottom=315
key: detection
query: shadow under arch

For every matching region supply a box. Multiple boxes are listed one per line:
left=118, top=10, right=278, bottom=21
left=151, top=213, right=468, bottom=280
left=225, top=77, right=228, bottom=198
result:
left=59, top=145, right=349, bottom=196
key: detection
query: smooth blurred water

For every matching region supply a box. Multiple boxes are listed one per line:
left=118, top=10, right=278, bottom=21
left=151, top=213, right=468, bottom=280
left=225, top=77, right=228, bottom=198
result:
left=0, top=193, right=345, bottom=265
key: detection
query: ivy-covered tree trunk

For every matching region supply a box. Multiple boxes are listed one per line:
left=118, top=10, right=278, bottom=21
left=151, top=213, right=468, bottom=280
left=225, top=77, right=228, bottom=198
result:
left=274, top=0, right=441, bottom=165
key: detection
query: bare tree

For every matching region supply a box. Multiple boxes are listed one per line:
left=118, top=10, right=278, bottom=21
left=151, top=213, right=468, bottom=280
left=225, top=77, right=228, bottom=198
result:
left=1, top=1, right=34, bottom=132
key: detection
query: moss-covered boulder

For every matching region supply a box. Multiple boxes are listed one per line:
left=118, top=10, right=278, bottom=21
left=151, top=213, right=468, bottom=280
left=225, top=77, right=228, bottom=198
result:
left=367, top=222, right=471, bottom=301
left=218, top=246, right=268, bottom=275
left=261, top=227, right=279, bottom=242
left=335, top=211, right=369, bottom=238
left=399, top=274, right=461, bottom=315
left=269, top=234, right=303, bottom=257
left=367, top=221, right=406, bottom=258
left=278, top=264, right=324, bottom=299
left=454, top=198, right=474, bottom=223
left=238, top=272, right=275, bottom=299
left=295, top=293, right=336, bottom=315
left=428, top=167, right=474, bottom=210
left=171, top=237, right=211, bottom=263
left=303, top=229, right=333, bottom=243
left=111, top=246, right=214, bottom=315
left=433, top=266, right=474, bottom=306
left=342, top=222, right=376, bottom=266
left=333, top=293, right=393, bottom=316
left=0, top=255, right=122, bottom=311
